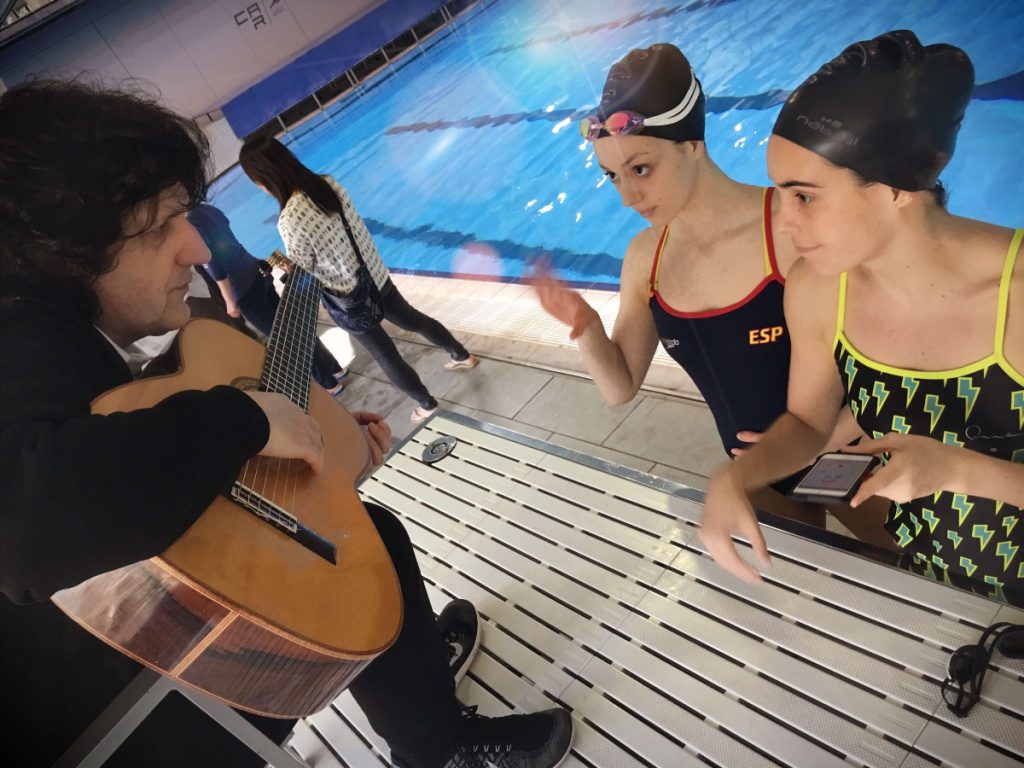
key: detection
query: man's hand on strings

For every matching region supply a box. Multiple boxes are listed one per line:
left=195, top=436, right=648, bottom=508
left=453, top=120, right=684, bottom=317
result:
left=248, top=391, right=325, bottom=473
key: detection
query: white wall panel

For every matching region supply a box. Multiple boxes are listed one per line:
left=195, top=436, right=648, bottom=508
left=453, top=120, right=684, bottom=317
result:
left=0, top=0, right=385, bottom=116
left=0, top=53, right=50, bottom=85
left=155, top=0, right=261, bottom=104
left=212, top=0, right=310, bottom=85
left=95, top=0, right=214, bottom=116
left=33, top=24, right=130, bottom=82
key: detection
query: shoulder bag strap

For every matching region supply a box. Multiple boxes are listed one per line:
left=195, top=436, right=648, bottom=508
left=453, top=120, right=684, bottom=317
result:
left=335, top=204, right=369, bottom=271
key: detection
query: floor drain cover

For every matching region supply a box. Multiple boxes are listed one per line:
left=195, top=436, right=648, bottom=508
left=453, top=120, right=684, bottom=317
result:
left=422, top=435, right=457, bottom=464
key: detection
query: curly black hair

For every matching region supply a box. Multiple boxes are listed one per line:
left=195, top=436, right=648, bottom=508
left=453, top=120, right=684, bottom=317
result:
left=0, top=79, right=211, bottom=317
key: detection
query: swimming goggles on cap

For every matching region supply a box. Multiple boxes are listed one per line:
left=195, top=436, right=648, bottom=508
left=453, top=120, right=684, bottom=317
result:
left=579, top=71, right=701, bottom=141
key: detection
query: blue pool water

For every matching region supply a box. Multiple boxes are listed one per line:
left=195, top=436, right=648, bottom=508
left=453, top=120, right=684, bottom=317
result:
left=210, top=0, right=1024, bottom=288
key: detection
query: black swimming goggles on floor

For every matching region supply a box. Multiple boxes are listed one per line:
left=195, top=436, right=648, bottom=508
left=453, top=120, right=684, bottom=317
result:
left=941, top=621, right=1023, bottom=717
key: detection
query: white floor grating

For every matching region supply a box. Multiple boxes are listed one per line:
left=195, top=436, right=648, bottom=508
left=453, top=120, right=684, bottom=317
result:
left=288, top=414, right=1024, bottom=768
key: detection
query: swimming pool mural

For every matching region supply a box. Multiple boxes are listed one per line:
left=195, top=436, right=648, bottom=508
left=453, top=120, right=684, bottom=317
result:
left=210, top=0, right=1024, bottom=288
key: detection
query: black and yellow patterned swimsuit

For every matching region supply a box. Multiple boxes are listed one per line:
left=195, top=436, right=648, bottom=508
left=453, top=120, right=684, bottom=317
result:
left=834, top=229, right=1024, bottom=601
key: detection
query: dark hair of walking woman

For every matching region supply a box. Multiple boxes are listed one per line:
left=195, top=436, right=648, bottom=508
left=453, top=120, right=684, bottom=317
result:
left=238, top=136, right=343, bottom=216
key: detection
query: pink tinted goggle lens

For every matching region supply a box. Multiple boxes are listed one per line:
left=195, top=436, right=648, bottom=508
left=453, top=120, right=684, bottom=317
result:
left=578, top=111, right=646, bottom=141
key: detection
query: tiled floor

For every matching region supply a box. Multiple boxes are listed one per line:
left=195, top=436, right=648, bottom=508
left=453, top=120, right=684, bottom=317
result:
left=317, top=274, right=725, bottom=490
left=317, top=272, right=859, bottom=538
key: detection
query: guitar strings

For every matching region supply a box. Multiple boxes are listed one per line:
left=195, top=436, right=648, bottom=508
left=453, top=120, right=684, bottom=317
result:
left=282, top=271, right=317, bottom=522
left=302, top=276, right=320, bottom=510
left=297, top=268, right=320, bottom=517
left=238, top=265, right=320, bottom=519
left=268, top=268, right=303, bottom=514
left=258, top=266, right=321, bottom=521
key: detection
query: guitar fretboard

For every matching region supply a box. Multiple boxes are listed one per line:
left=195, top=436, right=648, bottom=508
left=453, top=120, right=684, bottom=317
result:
left=260, top=266, right=322, bottom=412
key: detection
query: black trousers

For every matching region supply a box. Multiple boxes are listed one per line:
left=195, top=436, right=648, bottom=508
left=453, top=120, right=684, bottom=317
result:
left=238, top=274, right=345, bottom=389
left=350, top=502, right=462, bottom=764
left=324, top=280, right=469, bottom=409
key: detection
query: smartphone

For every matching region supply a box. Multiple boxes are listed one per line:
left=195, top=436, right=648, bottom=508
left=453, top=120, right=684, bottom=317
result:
left=787, top=452, right=880, bottom=505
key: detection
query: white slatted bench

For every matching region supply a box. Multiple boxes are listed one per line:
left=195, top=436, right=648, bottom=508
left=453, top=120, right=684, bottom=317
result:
left=289, top=412, right=1024, bottom=768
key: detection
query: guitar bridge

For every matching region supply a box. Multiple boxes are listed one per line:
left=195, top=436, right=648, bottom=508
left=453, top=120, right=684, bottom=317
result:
left=229, top=483, right=338, bottom=565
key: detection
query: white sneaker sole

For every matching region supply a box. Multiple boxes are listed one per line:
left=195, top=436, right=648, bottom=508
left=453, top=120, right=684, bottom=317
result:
left=453, top=608, right=483, bottom=686
left=547, top=718, right=575, bottom=768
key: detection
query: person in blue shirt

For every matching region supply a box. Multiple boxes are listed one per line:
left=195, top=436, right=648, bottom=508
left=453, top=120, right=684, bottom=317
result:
left=187, top=203, right=347, bottom=395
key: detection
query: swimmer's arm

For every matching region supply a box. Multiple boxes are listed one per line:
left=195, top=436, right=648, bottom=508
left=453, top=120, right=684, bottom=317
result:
left=577, top=236, right=660, bottom=405
left=823, top=405, right=865, bottom=451
left=729, top=260, right=845, bottom=490
left=845, top=435, right=1024, bottom=507
left=700, top=262, right=844, bottom=582
left=948, top=452, right=1024, bottom=506
left=735, top=404, right=864, bottom=457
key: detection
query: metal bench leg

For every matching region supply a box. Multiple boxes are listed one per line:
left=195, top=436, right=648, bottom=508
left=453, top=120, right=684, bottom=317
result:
left=53, top=668, right=312, bottom=768
left=175, top=683, right=312, bottom=768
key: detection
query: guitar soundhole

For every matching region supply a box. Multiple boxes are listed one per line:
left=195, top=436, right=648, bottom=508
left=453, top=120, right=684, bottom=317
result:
left=231, top=376, right=261, bottom=391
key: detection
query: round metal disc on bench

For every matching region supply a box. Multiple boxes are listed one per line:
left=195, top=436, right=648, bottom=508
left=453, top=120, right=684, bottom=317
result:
left=421, top=435, right=457, bottom=464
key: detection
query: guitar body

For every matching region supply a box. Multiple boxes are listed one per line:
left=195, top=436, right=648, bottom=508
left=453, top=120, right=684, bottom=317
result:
left=51, top=319, right=403, bottom=718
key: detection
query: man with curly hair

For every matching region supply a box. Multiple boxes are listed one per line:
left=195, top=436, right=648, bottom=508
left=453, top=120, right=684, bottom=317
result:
left=0, top=81, right=573, bottom=768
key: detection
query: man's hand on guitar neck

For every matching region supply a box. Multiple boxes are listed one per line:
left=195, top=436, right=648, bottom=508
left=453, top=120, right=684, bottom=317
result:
left=248, top=392, right=325, bottom=473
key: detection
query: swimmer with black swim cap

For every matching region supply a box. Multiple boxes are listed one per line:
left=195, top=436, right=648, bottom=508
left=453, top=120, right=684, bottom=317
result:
left=703, top=31, right=1024, bottom=599
left=579, top=43, right=706, bottom=145
left=773, top=30, right=972, bottom=195
left=534, top=43, right=895, bottom=549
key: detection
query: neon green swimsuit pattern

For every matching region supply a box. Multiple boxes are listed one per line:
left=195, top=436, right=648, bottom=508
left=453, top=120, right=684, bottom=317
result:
left=833, top=229, right=1024, bottom=601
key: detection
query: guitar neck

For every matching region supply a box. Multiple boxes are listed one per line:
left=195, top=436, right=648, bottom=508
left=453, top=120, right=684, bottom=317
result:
left=260, top=264, right=322, bottom=411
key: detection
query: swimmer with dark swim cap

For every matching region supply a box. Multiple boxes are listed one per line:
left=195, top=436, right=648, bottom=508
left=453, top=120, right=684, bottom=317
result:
left=772, top=30, right=972, bottom=194
left=533, top=43, right=895, bottom=549
left=703, top=31, right=1024, bottom=600
left=578, top=43, right=706, bottom=144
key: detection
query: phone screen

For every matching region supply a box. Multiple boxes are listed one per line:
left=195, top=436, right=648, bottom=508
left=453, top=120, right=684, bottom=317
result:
left=794, top=456, right=873, bottom=494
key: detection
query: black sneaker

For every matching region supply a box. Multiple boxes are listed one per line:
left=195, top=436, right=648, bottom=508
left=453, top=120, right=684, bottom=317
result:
left=444, top=705, right=574, bottom=768
left=437, top=599, right=481, bottom=684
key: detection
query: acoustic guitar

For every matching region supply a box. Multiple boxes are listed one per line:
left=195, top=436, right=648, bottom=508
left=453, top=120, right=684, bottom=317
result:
left=51, top=266, right=403, bottom=718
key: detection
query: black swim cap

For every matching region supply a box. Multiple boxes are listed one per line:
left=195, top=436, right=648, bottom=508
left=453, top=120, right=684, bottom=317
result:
left=595, top=43, right=705, bottom=142
left=773, top=30, right=974, bottom=191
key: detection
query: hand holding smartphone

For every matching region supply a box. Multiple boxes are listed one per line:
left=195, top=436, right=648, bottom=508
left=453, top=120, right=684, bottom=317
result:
left=787, top=452, right=880, bottom=505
